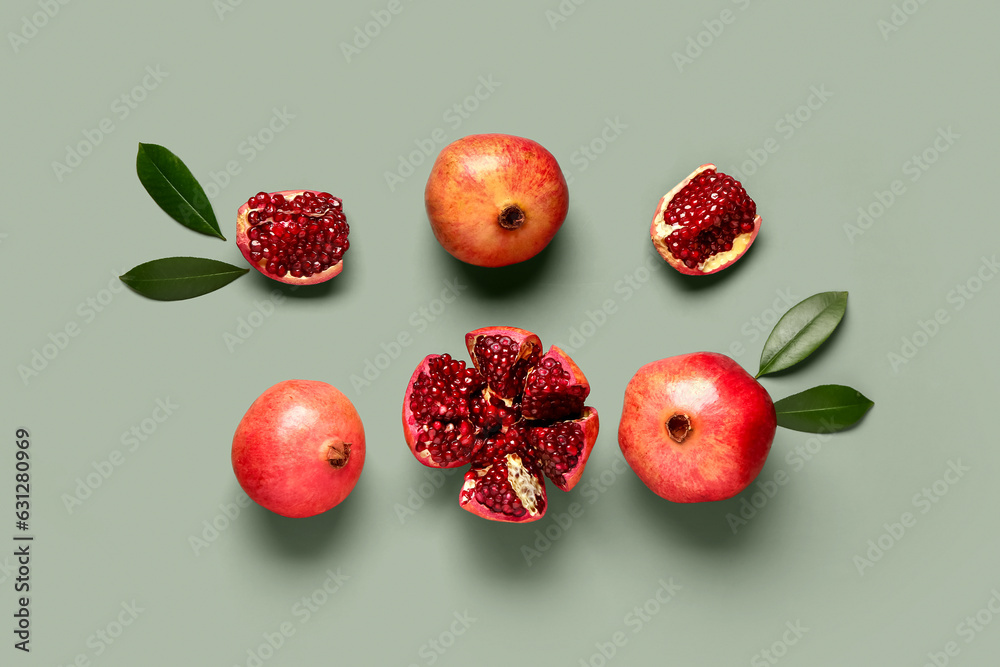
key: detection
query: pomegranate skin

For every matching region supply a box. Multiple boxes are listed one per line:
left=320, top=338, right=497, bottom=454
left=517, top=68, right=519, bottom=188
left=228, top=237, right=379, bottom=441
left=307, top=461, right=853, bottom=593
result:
left=232, top=380, right=365, bottom=518
left=425, top=134, right=569, bottom=267
left=618, top=353, right=776, bottom=503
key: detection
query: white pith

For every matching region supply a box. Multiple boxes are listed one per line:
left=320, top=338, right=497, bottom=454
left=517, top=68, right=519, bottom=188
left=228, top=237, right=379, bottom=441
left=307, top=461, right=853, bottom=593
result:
left=505, top=453, right=543, bottom=516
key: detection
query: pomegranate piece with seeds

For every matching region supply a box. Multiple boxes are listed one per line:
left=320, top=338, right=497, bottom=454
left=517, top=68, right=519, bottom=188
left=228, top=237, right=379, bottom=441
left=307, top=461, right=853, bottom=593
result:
left=236, top=190, right=350, bottom=285
left=650, top=164, right=762, bottom=275
left=402, top=326, right=600, bottom=523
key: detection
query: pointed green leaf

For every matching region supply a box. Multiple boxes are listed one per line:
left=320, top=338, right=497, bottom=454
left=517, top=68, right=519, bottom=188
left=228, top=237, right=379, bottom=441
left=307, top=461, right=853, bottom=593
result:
left=774, top=385, right=874, bottom=433
left=120, top=257, right=248, bottom=301
left=136, top=143, right=224, bottom=240
left=757, top=291, right=848, bottom=377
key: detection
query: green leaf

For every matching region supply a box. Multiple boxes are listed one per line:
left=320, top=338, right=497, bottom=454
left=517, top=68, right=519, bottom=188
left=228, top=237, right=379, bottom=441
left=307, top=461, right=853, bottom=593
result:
left=774, top=385, right=874, bottom=433
left=757, top=291, right=848, bottom=378
left=136, top=143, right=224, bottom=240
left=120, top=257, right=248, bottom=301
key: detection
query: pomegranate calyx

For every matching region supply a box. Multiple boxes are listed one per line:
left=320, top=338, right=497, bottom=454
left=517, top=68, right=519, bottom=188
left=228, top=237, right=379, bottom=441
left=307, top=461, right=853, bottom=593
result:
left=498, top=204, right=526, bottom=230
left=326, top=439, right=351, bottom=468
left=666, top=414, right=691, bottom=444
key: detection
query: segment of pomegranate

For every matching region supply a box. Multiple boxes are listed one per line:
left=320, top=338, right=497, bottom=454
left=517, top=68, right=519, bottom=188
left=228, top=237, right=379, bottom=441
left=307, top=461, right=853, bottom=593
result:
left=529, top=407, right=599, bottom=492
left=522, top=346, right=589, bottom=421
left=236, top=190, right=349, bottom=285
left=401, top=327, right=600, bottom=523
left=650, top=164, right=761, bottom=275
left=465, top=327, right=541, bottom=400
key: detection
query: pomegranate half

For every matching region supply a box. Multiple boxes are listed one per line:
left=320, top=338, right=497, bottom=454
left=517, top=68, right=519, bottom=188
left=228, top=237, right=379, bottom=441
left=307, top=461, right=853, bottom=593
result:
left=236, top=190, right=349, bottom=285
left=650, top=164, right=761, bottom=275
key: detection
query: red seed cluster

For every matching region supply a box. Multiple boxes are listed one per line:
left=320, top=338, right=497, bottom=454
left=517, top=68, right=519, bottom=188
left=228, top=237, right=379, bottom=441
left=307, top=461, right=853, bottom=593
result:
left=245, top=191, right=349, bottom=279
left=663, top=169, right=756, bottom=269
left=530, top=421, right=584, bottom=487
left=523, top=355, right=586, bottom=420
left=408, top=335, right=591, bottom=519
left=472, top=335, right=538, bottom=399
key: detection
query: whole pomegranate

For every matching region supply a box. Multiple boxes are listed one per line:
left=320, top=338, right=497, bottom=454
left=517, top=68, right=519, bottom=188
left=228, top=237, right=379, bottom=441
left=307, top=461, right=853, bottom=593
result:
left=618, top=353, right=776, bottom=503
left=236, top=190, right=349, bottom=284
left=232, top=380, right=365, bottom=518
left=402, top=326, right=599, bottom=523
left=424, top=134, right=569, bottom=267
left=650, top=164, right=761, bottom=275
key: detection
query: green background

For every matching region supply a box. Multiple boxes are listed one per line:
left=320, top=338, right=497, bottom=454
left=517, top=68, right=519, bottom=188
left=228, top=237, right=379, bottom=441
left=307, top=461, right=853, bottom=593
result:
left=3, top=0, right=998, bottom=664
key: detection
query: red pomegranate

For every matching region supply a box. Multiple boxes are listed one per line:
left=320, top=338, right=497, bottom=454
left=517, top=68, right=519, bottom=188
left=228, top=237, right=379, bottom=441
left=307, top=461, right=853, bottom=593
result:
left=650, top=164, right=761, bottom=275
left=618, top=352, right=776, bottom=502
left=424, top=134, right=569, bottom=267
left=232, top=380, right=365, bottom=518
left=402, top=326, right=599, bottom=523
left=236, top=190, right=349, bottom=285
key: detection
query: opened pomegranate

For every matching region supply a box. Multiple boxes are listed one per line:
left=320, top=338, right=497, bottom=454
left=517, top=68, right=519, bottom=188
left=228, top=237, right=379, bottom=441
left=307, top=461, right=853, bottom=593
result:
left=425, top=134, right=569, bottom=267
left=232, top=380, right=365, bottom=518
left=650, top=164, right=761, bottom=275
left=402, top=327, right=599, bottom=523
left=236, top=190, right=349, bottom=285
left=618, top=352, right=776, bottom=503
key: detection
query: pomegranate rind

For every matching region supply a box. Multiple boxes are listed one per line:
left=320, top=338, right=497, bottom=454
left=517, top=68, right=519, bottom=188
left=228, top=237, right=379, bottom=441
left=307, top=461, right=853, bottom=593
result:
left=617, top=352, right=776, bottom=503
left=424, top=134, right=570, bottom=268
left=236, top=189, right=345, bottom=286
left=649, top=164, right=762, bottom=276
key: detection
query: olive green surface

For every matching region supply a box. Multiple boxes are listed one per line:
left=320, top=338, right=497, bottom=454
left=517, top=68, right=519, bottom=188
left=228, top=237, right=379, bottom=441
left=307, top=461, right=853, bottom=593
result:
left=3, top=1, right=998, bottom=665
